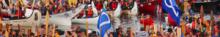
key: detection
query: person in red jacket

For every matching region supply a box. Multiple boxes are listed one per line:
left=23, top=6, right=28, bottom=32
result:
left=138, top=0, right=156, bottom=16
left=214, top=25, right=219, bottom=37
left=15, top=4, right=23, bottom=18
left=140, top=14, right=154, bottom=31
left=87, top=5, right=93, bottom=18
left=95, top=0, right=102, bottom=11
left=108, top=0, right=118, bottom=10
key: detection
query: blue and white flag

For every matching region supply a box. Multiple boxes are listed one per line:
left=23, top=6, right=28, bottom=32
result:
left=97, top=8, right=111, bottom=37
left=162, top=0, right=181, bottom=26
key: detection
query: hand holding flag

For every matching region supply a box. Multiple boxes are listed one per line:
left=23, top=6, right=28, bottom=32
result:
left=162, top=0, right=182, bottom=37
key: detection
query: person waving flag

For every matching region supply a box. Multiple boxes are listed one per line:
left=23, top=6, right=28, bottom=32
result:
left=97, top=8, right=112, bottom=37
left=162, top=0, right=182, bottom=37
left=162, top=0, right=181, bottom=26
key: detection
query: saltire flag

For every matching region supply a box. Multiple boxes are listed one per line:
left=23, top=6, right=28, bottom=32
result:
left=162, top=0, right=181, bottom=26
left=97, top=8, right=111, bottom=37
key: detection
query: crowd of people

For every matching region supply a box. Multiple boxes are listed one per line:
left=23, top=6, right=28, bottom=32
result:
left=0, top=0, right=219, bottom=37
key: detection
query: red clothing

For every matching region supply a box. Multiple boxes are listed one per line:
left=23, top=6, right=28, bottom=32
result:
left=15, top=9, right=23, bottom=17
left=138, top=2, right=156, bottom=16
left=168, top=14, right=177, bottom=26
left=110, top=2, right=117, bottom=10
left=95, top=2, right=103, bottom=11
left=192, top=21, right=196, bottom=29
left=140, top=18, right=145, bottom=25
left=140, top=17, right=154, bottom=31
left=144, top=3, right=156, bottom=16
left=54, top=6, right=61, bottom=14
left=185, top=27, right=191, bottom=34
left=140, top=17, right=154, bottom=26
left=158, top=0, right=162, bottom=5
left=78, top=10, right=84, bottom=17
left=87, top=9, right=93, bottom=17
left=214, top=26, right=219, bottom=33
left=0, top=13, right=10, bottom=17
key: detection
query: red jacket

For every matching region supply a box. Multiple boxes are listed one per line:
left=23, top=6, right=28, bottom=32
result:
left=192, top=21, right=196, bottom=29
left=110, top=2, right=117, bottom=10
left=87, top=9, right=93, bottom=17
left=95, top=2, right=103, bottom=11
left=140, top=17, right=154, bottom=26
left=15, top=9, right=23, bottom=17
left=138, top=2, right=156, bottom=16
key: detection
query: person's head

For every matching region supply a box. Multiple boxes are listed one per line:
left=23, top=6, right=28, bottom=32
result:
left=127, top=27, right=132, bottom=32
left=89, top=31, right=98, bottom=37
left=167, top=27, right=173, bottom=33
left=28, top=29, right=32, bottom=34
left=30, top=33, right=35, bottom=37
left=54, top=25, right=58, bottom=29
left=109, top=32, right=114, bottom=37
left=200, top=5, right=204, bottom=14
left=118, top=27, right=123, bottom=31
left=18, top=31, right=23, bottom=36
left=87, top=4, right=92, bottom=10
left=76, top=30, right=86, bottom=37
left=116, top=27, right=123, bottom=34
left=40, top=25, right=46, bottom=33
left=0, top=30, right=3, bottom=35
left=11, top=30, right=16, bottom=35
left=6, top=24, right=12, bottom=30
left=41, top=25, right=46, bottom=29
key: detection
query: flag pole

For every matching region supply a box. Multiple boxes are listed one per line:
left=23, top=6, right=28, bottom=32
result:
left=52, top=24, right=55, bottom=37
left=45, top=11, right=49, bottom=37
left=86, top=18, right=89, bottom=37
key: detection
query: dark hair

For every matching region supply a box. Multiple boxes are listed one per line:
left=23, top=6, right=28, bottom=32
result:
left=6, top=24, right=12, bottom=29
left=140, top=27, right=145, bottom=31
left=41, top=25, right=45, bottom=28
left=56, top=29, right=64, bottom=35
left=188, top=17, right=193, bottom=23
left=67, top=31, right=72, bottom=35
left=168, top=28, right=172, bottom=33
